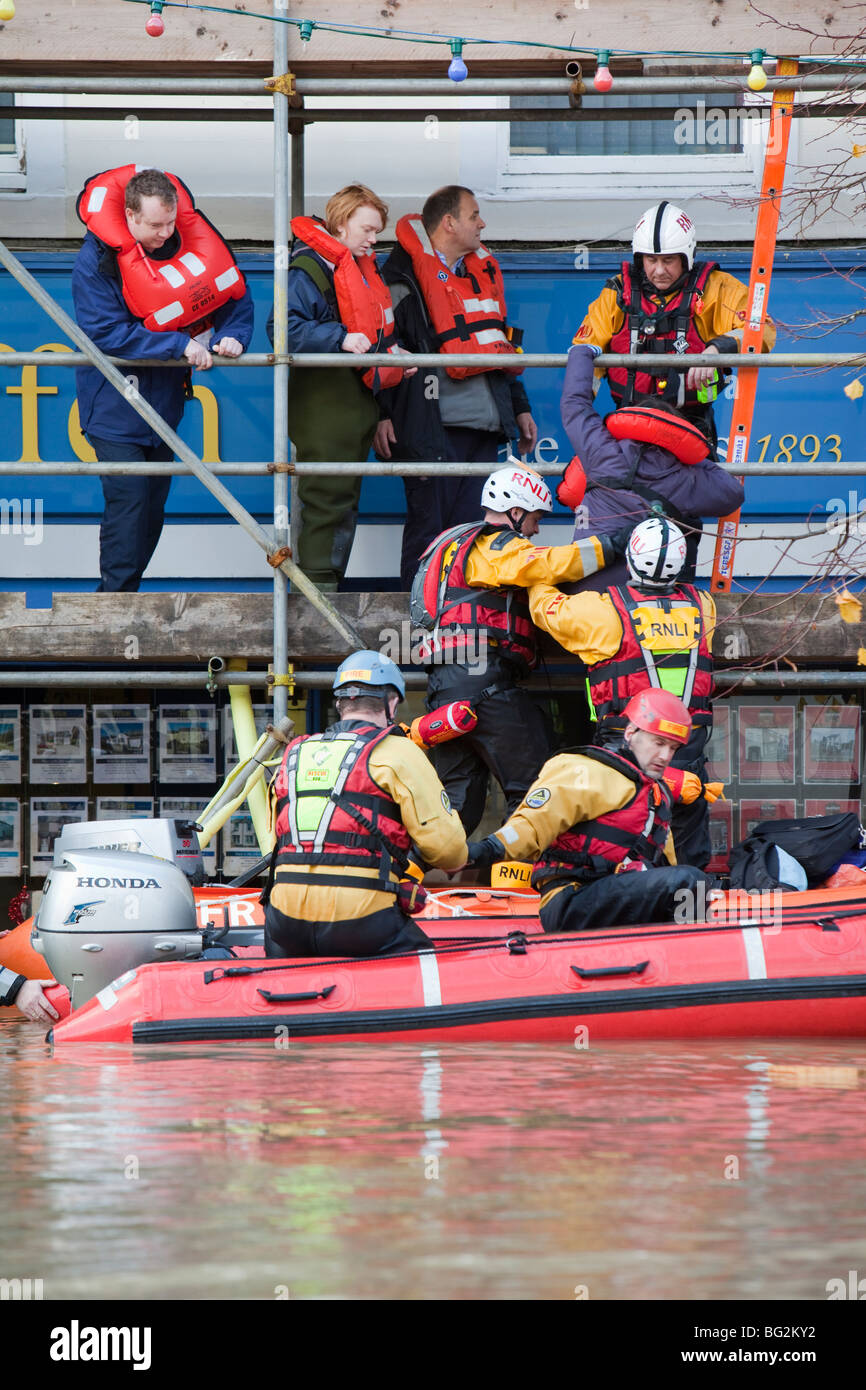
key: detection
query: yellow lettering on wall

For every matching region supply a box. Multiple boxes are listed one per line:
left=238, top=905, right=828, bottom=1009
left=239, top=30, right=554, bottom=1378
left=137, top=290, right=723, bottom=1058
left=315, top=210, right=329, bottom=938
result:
left=190, top=384, right=222, bottom=463
left=68, top=399, right=97, bottom=462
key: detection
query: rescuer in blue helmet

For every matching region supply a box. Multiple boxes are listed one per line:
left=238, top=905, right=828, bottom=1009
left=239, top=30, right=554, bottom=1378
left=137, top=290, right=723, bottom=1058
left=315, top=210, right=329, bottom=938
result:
left=263, top=649, right=467, bottom=958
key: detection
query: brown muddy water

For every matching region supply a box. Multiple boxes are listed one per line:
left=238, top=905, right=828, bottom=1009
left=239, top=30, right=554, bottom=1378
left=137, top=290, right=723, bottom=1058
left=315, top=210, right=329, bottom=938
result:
left=1, top=1028, right=864, bottom=1301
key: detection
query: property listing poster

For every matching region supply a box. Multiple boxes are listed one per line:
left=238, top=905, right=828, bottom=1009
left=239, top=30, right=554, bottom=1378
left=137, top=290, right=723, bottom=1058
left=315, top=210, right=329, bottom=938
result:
left=738, top=706, right=795, bottom=784
left=803, top=704, right=861, bottom=784
left=29, top=706, right=87, bottom=784
left=221, top=810, right=261, bottom=877
left=0, top=707, right=21, bottom=784
left=158, top=706, right=217, bottom=783
left=222, top=705, right=272, bottom=770
left=0, top=799, right=21, bottom=876
left=93, top=706, right=151, bottom=784
left=31, top=797, right=89, bottom=871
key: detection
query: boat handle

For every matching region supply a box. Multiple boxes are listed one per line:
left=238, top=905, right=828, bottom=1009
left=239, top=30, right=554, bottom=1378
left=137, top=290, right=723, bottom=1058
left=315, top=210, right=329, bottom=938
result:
left=257, top=985, right=337, bottom=1003
left=572, top=960, right=649, bottom=979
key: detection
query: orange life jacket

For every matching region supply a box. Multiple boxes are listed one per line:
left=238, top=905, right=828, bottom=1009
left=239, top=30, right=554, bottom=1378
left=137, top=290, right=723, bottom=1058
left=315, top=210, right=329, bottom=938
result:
left=290, top=217, right=404, bottom=392
left=532, top=745, right=672, bottom=892
left=608, top=260, right=719, bottom=408
left=272, top=722, right=411, bottom=895
left=395, top=214, right=523, bottom=381
left=77, top=164, right=246, bottom=334
left=410, top=521, right=536, bottom=673
left=587, top=584, right=714, bottom=736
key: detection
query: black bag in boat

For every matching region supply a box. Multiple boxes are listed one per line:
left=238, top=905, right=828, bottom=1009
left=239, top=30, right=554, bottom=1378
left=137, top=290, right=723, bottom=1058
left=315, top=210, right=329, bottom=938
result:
left=729, top=813, right=863, bottom=891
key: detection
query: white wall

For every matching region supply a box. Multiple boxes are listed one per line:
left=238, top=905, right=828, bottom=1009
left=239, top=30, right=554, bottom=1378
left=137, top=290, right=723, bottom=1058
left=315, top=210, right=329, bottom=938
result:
left=2, top=90, right=865, bottom=244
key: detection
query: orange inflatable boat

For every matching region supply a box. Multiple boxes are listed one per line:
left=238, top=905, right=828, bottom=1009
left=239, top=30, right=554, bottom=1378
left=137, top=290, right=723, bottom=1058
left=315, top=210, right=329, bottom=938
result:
left=43, top=884, right=866, bottom=1046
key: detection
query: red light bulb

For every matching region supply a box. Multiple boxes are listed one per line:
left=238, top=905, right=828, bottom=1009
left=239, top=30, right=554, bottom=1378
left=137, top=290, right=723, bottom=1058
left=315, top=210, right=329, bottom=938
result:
left=146, top=13, right=164, bottom=36
left=593, top=50, right=613, bottom=92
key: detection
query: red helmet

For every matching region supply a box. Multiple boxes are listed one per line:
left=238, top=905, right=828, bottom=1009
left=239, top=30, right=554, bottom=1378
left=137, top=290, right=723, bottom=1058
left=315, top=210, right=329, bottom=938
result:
left=623, top=689, right=692, bottom=746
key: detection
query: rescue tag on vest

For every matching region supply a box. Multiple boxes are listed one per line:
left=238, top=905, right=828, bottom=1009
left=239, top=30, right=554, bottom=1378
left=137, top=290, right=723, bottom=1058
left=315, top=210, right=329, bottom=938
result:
left=629, top=604, right=700, bottom=650
left=295, top=738, right=355, bottom=832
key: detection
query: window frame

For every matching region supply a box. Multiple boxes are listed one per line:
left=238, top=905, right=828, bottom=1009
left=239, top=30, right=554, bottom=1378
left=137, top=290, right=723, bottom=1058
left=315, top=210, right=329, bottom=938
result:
left=0, top=94, right=26, bottom=190
left=459, top=94, right=787, bottom=202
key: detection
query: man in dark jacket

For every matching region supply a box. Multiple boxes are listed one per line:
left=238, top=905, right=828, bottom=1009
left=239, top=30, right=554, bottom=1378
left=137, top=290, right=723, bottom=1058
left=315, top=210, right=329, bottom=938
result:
left=72, top=169, right=254, bottom=592
left=560, top=343, right=745, bottom=590
left=375, top=186, right=537, bottom=588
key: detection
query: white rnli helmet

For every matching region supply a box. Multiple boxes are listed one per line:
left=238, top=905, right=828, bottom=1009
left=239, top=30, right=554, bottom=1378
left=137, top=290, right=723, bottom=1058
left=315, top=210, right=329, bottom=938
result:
left=481, top=465, right=553, bottom=515
left=626, top=516, right=687, bottom=589
left=632, top=202, right=697, bottom=271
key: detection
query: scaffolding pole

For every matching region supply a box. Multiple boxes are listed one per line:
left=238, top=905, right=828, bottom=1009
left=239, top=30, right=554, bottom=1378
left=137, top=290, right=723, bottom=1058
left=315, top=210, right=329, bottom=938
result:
left=271, top=0, right=290, bottom=724
left=2, top=75, right=864, bottom=96
left=2, top=351, right=862, bottom=369
left=0, top=668, right=861, bottom=690
left=4, top=460, right=866, bottom=477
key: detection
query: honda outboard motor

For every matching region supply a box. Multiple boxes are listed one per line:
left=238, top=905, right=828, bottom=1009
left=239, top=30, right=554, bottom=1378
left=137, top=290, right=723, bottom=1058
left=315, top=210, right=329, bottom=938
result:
left=31, top=848, right=205, bottom=1010
left=53, top=818, right=205, bottom=886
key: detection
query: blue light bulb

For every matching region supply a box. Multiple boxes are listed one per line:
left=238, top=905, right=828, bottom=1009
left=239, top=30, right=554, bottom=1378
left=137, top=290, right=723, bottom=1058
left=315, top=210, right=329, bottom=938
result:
left=448, top=42, right=468, bottom=82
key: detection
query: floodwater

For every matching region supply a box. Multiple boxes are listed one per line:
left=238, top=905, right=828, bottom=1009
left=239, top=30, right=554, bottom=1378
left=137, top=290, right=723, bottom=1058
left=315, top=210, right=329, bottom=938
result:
left=1, top=1027, right=864, bottom=1302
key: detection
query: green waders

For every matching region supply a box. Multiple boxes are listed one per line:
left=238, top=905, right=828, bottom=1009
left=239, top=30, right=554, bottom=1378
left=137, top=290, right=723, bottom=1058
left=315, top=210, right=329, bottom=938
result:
left=287, top=255, right=380, bottom=590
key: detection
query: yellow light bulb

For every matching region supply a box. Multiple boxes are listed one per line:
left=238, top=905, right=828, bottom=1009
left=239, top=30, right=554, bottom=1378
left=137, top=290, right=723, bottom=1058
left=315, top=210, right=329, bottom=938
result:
left=747, top=48, right=767, bottom=92
left=0, top=0, right=15, bottom=20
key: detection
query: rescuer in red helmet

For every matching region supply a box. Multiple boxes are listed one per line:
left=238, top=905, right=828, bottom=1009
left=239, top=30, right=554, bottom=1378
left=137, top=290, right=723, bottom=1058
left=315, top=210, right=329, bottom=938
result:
left=526, top=515, right=721, bottom=870
left=465, top=688, right=715, bottom=933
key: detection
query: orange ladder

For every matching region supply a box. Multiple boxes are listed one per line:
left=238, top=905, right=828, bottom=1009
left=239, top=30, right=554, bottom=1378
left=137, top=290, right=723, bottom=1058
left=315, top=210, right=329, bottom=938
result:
left=711, top=57, right=799, bottom=592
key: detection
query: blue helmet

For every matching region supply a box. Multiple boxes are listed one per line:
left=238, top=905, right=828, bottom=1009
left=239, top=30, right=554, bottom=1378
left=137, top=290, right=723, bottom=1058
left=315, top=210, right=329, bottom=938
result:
left=332, top=650, right=406, bottom=701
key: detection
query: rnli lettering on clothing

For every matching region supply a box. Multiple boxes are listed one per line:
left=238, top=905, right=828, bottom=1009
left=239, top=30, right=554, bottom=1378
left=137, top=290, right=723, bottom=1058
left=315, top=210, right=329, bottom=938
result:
left=395, top=214, right=523, bottom=380
left=77, top=163, right=246, bottom=334
left=629, top=603, right=701, bottom=649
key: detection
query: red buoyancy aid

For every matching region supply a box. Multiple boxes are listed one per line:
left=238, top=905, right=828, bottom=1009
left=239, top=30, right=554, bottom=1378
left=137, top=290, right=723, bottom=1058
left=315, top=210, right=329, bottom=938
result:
left=587, top=584, right=714, bottom=734
left=272, top=722, right=411, bottom=894
left=532, top=745, right=673, bottom=891
left=607, top=259, right=720, bottom=408
left=395, top=214, right=523, bottom=380
left=290, top=217, right=404, bottom=392
left=606, top=404, right=709, bottom=465
left=410, top=522, right=537, bottom=673
left=77, top=165, right=246, bottom=333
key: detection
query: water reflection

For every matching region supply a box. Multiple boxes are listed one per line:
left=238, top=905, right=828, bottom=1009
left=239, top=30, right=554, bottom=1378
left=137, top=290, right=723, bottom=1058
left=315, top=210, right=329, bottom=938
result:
left=1, top=1026, right=864, bottom=1300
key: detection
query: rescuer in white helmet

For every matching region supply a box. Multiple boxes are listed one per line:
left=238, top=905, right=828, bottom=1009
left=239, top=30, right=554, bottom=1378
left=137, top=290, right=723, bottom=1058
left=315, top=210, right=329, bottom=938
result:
left=570, top=200, right=776, bottom=450
left=525, top=514, right=720, bottom=869
left=410, top=463, right=630, bottom=834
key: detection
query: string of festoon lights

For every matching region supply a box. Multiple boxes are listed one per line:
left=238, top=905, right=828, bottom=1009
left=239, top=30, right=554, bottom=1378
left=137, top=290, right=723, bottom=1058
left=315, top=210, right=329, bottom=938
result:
left=107, top=0, right=817, bottom=93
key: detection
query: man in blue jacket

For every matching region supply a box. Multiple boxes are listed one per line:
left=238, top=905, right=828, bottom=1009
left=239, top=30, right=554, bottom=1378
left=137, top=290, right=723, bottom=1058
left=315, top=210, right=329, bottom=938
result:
left=72, top=169, right=254, bottom=592
left=559, top=343, right=744, bottom=590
